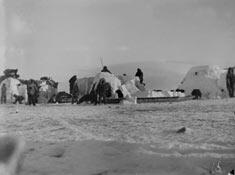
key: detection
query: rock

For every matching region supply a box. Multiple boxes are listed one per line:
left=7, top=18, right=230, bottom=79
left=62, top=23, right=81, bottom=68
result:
left=47, top=146, right=65, bottom=158
left=176, top=127, right=186, bottom=133
left=27, top=148, right=35, bottom=152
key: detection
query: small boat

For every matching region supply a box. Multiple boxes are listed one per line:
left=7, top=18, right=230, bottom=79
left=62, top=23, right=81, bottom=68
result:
left=136, top=96, right=193, bottom=104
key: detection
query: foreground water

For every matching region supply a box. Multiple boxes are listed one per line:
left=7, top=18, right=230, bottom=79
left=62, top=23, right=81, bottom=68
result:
left=1, top=98, right=235, bottom=159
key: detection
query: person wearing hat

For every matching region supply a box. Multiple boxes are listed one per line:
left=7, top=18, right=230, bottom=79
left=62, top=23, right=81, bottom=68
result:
left=101, top=66, right=112, bottom=74
left=1, top=83, right=7, bottom=104
left=135, top=68, right=144, bottom=84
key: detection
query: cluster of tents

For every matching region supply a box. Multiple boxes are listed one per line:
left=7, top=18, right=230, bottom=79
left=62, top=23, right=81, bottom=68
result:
left=66, top=70, right=146, bottom=104
left=66, top=65, right=235, bottom=104
left=0, top=69, right=58, bottom=104
left=0, top=65, right=234, bottom=105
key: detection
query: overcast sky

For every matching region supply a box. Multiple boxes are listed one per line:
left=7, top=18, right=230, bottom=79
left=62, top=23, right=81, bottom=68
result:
left=0, top=0, right=235, bottom=81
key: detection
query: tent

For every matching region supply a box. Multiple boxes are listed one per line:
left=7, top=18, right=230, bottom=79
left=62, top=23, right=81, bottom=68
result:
left=117, top=74, right=133, bottom=85
left=0, top=77, right=28, bottom=104
left=38, top=77, right=58, bottom=103
left=74, top=77, right=94, bottom=98
left=0, top=69, right=20, bottom=84
left=178, top=65, right=228, bottom=99
left=91, top=72, right=148, bottom=101
left=91, top=72, right=122, bottom=96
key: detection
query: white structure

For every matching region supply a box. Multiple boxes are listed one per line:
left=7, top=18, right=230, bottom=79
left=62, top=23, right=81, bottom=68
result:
left=0, top=77, right=28, bottom=103
left=178, top=65, right=228, bottom=99
left=149, top=90, right=185, bottom=98
left=91, top=72, right=122, bottom=96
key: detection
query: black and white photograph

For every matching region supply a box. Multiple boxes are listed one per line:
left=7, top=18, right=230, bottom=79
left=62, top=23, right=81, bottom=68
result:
left=0, top=0, right=235, bottom=174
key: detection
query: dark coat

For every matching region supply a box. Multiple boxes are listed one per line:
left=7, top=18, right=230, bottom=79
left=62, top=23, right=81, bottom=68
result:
left=135, top=68, right=143, bottom=84
left=226, top=67, right=235, bottom=97
left=27, top=80, right=39, bottom=106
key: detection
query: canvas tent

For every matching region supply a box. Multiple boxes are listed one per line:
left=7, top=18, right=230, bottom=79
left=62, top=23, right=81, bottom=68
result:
left=91, top=72, right=122, bottom=96
left=0, top=77, right=28, bottom=104
left=178, top=65, right=228, bottom=99
left=74, top=77, right=94, bottom=98
left=38, top=77, right=58, bottom=103
left=117, top=74, right=133, bottom=85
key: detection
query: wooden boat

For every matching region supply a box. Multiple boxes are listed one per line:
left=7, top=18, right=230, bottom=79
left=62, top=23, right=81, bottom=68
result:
left=136, top=96, right=193, bottom=104
left=105, top=96, right=193, bottom=104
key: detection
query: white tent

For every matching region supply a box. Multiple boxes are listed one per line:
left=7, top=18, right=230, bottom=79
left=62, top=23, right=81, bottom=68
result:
left=178, top=65, right=228, bottom=99
left=0, top=77, right=28, bottom=103
left=38, top=80, right=57, bottom=103
left=91, top=72, right=122, bottom=96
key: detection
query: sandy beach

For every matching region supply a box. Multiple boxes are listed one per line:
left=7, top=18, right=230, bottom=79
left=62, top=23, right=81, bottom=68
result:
left=0, top=99, right=235, bottom=175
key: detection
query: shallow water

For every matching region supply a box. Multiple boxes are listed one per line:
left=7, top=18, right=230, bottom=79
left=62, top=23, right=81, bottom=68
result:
left=1, top=99, right=235, bottom=158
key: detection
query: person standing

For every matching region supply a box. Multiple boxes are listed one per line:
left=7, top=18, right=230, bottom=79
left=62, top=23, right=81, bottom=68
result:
left=27, top=81, right=38, bottom=106
left=101, top=66, right=112, bottom=74
left=135, top=68, right=144, bottom=84
left=1, top=84, right=7, bottom=104
left=226, top=67, right=235, bottom=97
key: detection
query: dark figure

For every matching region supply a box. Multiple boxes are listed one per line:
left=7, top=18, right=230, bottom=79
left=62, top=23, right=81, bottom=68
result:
left=88, top=85, right=98, bottom=104
left=101, top=66, right=112, bottom=74
left=69, top=75, right=77, bottom=95
left=1, top=83, right=7, bottom=104
left=191, top=89, right=202, bottom=99
left=13, top=95, right=24, bottom=104
left=71, top=82, right=79, bottom=104
left=27, top=80, right=38, bottom=106
left=176, top=127, right=186, bottom=134
left=226, top=67, right=235, bottom=97
left=135, top=68, right=144, bottom=84
left=93, top=78, right=112, bottom=104
left=176, top=89, right=185, bottom=93
left=13, top=84, right=24, bottom=104
left=69, top=75, right=78, bottom=104
left=77, top=94, right=90, bottom=104
left=77, top=79, right=112, bottom=105
left=116, top=89, right=124, bottom=98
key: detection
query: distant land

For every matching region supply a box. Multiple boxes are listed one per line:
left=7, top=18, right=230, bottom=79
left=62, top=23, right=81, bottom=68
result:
left=58, top=61, right=192, bottom=93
